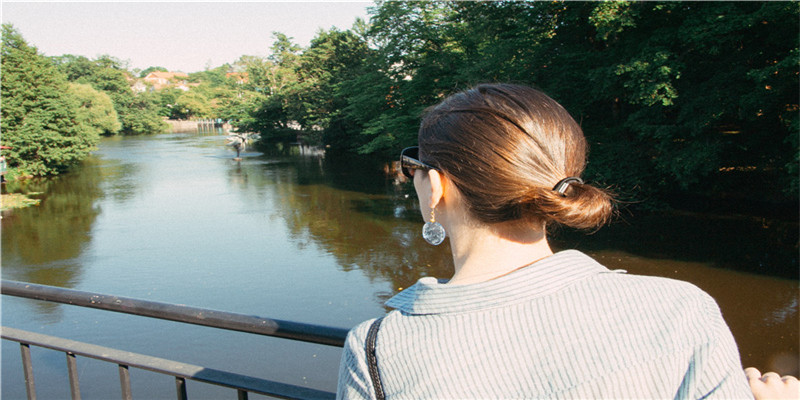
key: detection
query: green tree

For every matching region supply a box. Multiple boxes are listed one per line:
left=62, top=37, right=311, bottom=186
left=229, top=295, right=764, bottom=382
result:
left=153, top=87, right=183, bottom=117
left=217, top=90, right=265, bottom=125
left=53, top=53, right=167, bottom=135
left=230, top=1, right=799, bottom=204
left=232, top=34, right=304, bottom=143
left=189, top=64, right=230, bottom=86
left=140, top=66, right=168, bottom=78
left=294, top=27, right=371, bottom=148
left=1, top=24, right=99, bottom=176
left=115, top=90, right=168, bottom=135
left=341, top=1, right=463, bottom=155
left=51, top=54, right=96, bottom=81
left=269, top=32, right=302, bottom=66
left=171, top=91, right=213, bottom=119
left=530, top=2, right=799, bottom=198
left=68, top=83, right=122, bottom=135
left=339, top=1, right=798, bottom=202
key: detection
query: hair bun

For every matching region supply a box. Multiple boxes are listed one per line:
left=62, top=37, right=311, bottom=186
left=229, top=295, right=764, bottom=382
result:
left=527, top=182, right=615, bottom=230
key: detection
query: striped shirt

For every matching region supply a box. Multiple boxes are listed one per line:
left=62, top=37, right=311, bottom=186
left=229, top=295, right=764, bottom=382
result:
left=337, top=250, right=752, bottom=399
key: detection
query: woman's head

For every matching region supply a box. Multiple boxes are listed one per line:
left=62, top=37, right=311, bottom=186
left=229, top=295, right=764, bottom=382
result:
left=417, top=83, right=613, bottom=230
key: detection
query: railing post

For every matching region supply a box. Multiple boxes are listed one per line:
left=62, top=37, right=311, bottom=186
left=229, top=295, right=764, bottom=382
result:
left=175, top=377, right=188, bottom=400
left=118, top=364, right=132, bottom=400
left=238, top=389, right=249, bottom=400
left=20, top=343, right=37, bottom=400
left=66, top=352, right=81, bottom=400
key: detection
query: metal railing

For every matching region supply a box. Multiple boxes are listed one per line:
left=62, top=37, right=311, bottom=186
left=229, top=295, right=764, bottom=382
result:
left=1, top=280, right=350, bottom=400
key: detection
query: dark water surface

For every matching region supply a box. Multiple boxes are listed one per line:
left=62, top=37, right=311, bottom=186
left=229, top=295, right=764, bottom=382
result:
left=2, top=130, right=797, bottom=399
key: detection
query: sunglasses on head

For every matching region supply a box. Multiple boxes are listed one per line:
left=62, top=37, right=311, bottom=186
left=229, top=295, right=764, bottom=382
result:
left=400, top=146, right=438, bottom=179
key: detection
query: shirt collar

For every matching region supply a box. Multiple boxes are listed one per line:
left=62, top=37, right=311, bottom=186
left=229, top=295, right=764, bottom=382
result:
left=385, top=250, right=609, bottom=315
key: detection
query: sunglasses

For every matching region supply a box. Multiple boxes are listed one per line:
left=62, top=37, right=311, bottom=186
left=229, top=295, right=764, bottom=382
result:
left=400, top=146, right=437, bottom=179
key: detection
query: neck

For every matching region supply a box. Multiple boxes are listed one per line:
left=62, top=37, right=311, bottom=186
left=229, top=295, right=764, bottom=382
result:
left=446, top=221, right=553, bottom=285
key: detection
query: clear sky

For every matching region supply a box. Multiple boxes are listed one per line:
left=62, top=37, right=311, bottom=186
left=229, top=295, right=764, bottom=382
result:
left=1, top=1, right=373, bottom=73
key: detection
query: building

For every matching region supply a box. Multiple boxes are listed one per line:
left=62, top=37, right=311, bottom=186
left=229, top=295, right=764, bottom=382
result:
left=134, top=71, right=191, bottom=92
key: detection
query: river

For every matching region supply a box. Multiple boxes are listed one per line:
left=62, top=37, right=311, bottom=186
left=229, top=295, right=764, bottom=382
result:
left=2, top=129, right=797, bottom=399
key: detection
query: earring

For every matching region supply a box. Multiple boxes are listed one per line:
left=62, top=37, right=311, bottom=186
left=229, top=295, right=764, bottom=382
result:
left=422, top=208, right=446, bottom=246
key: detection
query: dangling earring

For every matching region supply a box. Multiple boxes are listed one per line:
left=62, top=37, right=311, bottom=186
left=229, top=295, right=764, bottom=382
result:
left=422, top=208, right=446, bottom=246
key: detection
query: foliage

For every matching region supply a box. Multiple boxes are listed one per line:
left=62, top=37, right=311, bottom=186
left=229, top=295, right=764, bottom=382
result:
left=281, top=1, right=796, bottom=204
left=529, top=2, right=799, bottom=199
left=171, top=91, right=213, bottom=119
left=17, top=2, right=783, bottom=202
left=188, top=64, right=230, bottom=86
left=153, top=87, right=183, bottom=117
left=226, top=34, right=304, bottom=142
left=114, top=91, right=168, bottom=135
left=1, top=24, right=100, bottom=176
left=294, top=28, right=371, bottom=148
left=68, top=83, right=122, bottom=135
left=53, top=53, right=167, bottom=135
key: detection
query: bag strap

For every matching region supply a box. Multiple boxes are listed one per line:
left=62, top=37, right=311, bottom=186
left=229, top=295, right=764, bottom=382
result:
left=365, top=317, right=385, bottom=400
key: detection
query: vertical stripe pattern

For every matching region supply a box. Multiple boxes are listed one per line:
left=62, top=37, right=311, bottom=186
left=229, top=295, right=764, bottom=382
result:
left=337, top=250, right=752, bottom=399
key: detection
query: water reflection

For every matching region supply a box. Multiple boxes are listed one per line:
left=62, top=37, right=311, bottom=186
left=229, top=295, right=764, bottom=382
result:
left=2, top=157, right=103, bottom=285
left=551, top=212, right=798, bottom=279
left=3, top=160, right=98, bottom=320
left=230, top=149, right=455, bottom=305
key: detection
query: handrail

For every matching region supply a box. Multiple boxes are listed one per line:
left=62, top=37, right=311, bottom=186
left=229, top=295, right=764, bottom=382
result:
left=1, top=279, right=351, bottom=399
left=1, top=280, right=349, bottom=347
left=2, top=327, right=335, bottom=400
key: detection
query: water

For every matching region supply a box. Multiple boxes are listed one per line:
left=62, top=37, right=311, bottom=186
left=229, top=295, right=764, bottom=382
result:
left=2, top=130, right=797, bottom=399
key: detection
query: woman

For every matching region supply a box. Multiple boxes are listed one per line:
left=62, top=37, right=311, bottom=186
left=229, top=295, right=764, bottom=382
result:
left=337, top=83, right=755, bottom=399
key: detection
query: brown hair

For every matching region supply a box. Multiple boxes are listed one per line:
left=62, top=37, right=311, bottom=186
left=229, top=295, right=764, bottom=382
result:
left=418, top=83, right=613, bottom=230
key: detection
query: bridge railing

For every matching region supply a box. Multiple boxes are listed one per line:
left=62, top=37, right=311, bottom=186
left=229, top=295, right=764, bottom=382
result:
left=1, top=280, right=350, bottom=400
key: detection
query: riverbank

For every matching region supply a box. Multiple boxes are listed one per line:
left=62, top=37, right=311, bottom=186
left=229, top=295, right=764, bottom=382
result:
left=1, top=193, right=40, bottom=211
left=1, top=168, right=39, bottom=211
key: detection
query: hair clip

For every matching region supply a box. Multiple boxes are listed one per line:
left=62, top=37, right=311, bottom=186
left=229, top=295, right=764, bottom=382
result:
left=553, top=177, right=583, bottom=195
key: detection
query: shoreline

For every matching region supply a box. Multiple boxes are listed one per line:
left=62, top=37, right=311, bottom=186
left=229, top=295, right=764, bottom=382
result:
left=1, top=192, right=40, bottom=211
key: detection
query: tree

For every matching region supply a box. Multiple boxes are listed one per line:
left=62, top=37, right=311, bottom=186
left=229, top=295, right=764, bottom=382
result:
left=140, top=66, right=168, bottom=78
left=53, top=53, right=167, bottom=135
left=68, top=83, right=122, bottom=135
left=1, top=24, right=99, bottom=176
left=172, top=91, right=213, bottom=119
left=226, top=2, right=799, bottom=204
left=51, top=54, right=96, bottom=81
left=115, top=91, right=168, bottom=135
left=529, top=2, right=799, bottom=199
left=153, top=87, right=183, bottom=117
left=268, top=32, right=301, bottom=66
left=340, top=1, right=464, bottom=155
left=289, top=28, right=371, bottom=148
left=339, top=1, right=798, bottom=202
left=232, top=34, right=304, bottom=143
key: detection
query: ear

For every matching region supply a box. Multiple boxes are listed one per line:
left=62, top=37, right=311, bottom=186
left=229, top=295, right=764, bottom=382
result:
left=427, top=169, right=445, bottom=209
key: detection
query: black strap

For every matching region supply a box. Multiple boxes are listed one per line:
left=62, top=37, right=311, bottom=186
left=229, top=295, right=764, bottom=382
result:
left=365, top=317, right=385, bottom=400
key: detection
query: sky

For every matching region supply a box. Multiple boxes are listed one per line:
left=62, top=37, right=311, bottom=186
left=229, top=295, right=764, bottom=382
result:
left=1, top=1, right=373, bottom=73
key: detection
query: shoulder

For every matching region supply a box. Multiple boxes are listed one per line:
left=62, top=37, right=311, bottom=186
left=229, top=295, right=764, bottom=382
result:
left=584, top=271, right=729, bottom=341
left=344, top=317, right=382, bottom=350
left=338, top=317, right=385, bottom=400
left=602, top=272, right=719, bottom=310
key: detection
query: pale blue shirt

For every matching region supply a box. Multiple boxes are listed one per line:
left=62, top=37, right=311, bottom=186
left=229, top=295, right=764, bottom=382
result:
left=337, top=250, right=752, bottom=399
